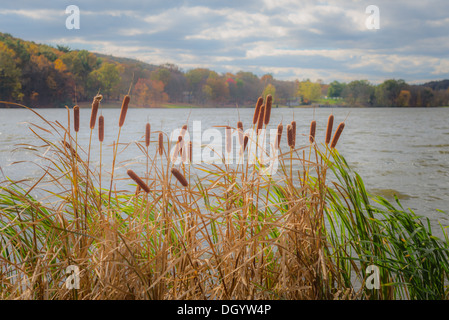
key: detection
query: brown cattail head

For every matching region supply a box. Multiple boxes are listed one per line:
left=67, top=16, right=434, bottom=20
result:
left=243, top=134, right=249, bottom=151
left=189, top=141, right=193, bottom=163
left=257, top=105, right=265, bottom=134
left=119, top=94, right=130, bottom=127
left=330, top=122, right=345, bottom=149
left=62, top=140, right=81, bottom=161
left=264, top=94, right=273, bottom=125
left=291, top=121, right=296, bottom=147
left=309, top=120, right=316, bottom=143
left=145, top=123, right=151, bottom=147
left=158, top=132, right=164, bottom=155
left=171, top=168, right=188, bottom=187
left=276, top=123, right=283, bottom=149
left=237, top=121, right=243, bottom=146
left=90, top=94, right=102, bottom=129
left=252, top=97, right=264, bottom=125
left=225, top=126, right=232, bottom=154
left=73, top=105, right=80, bottom=132
left=325, top=114, right=334, bottom=145
left=98, top=115, right=104, bottom=142
left=287, top=124, right=294, bottom=149
left=127, top=169, right=150, bottom=193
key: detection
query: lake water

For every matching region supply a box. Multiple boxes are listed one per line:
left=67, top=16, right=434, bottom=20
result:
left=0, top=107, right=448, bottom=234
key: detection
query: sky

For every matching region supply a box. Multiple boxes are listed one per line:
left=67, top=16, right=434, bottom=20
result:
left=1, top=0, right=448, bottom=84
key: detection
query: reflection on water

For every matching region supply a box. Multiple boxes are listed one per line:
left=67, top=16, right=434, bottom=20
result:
left=0, top=107, right=448, bottom=233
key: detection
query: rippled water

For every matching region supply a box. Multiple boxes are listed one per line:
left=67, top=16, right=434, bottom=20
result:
left=1, top=107, right=448, bottom=232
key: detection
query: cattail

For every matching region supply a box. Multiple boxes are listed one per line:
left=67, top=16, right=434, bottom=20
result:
left=276, top=123, right=283, bottom=149
left=73, top=105, right=79, bottom=132
left=325, top=114, right=334, bottom=145
left=243, top=134, right=249, bottom=151
left=62, top=140, right=81, bottom=161
left=145, top=123, right=151, bottom=147
left=237, top=121, right=243, bottom=146
left=158, top=132, right=164, bottom=155
left=119, top=95, right=130, bottom=127
left=309, top=120, right=316, bottom=143
left=98, top=115, right=104, bottom=142
left=90, top=95, right=102, bottom=129
left=171, top=168, right=188, bottom=187
left=264, top=94, right=272, bottom=125
left=291, top=121, right=296, bottom=147
left=127, top=169, right=150, bottom=193
left=189, top=141, right=193, bottom=163
left=181, top=124, right=188, bottom=137
left=287, top=124, right=294, bottom=149
left=330, top=122, right=345, bottom=149
left=257, top=105, right=265, bottom=133
left=225, top=126, right=232, bottom=154
left=252, top=97, right=264, bottom=125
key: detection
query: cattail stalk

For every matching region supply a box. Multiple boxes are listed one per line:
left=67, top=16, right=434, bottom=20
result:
left=171, top=168, right=188, bottom=187
left=73, top=105, right=79, bottom=132
left=225, top=126, right=232, bottom=154
left=309, top=120, right=316, bottom=143
left=291, top=121, right=296, bottom=148
left=287, top=124, right=294, bottom=149
left=276, top=123, right=283, bottom=149
left=119, top=95, right=130, bottom=127
left=127, top=169, right=150, bottom=193
left=257, top=105, right=265, bottom=134
left=237, top=121, right=243, bottom=146
left=330, top=122, right=345, bottom=149
left=145, top=123, right=151, bottom=147
left=158, top=132, right=164, bottom=156
left=90, top=95, right=102, bottom=129
left=98, top=116, right=104, bottom=142
left=252, top=97, right=263, bottom=125
left=243, top=134, right=249, bottom=151
left=264, top=94, right=272, bottom=125
left=325, top=114, right=334, bottom=145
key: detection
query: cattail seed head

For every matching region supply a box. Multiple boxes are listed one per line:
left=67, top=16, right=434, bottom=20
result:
left=119, top=95, right=130, bottom=127
left=325, top=114, right=334, bottom=145
left=243, top=134, right=249, bottom=151
left=158, top=132, right=164, bottom=155
left=237, top=121, right=244, bottom=146
left=62, top=140, right=81, bottom=161
left=291, top=121, right=296, bottom=147
left=264, top=94, right=272, bottom=125
left=330, top=122, right=345, bottom=149
left=225, top=126, right=232, bottom=154
left=252, top=97, right=264, bottom=125
left=276, top=123, right=283, bottom=149
left=98, top=115, right=104, bottom=142
left=309, top=120, right=316, bottom=143
left=257, top=105, right=265, bottom=134
left=171, top=168, right=188, bottom=187
left=145, top=123, right=151, bottom=147
left=90, top=95, right=102, bottom=129
left=189, top=141, right=193, bottom=163
left=287, top=124, right=294, bottom=149
left=127, top=169, right=150, bottom=193
left=73, top=105, right=80, bottom=132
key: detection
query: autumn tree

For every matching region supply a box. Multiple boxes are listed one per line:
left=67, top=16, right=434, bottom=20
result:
left=133, top=78, right=168, bottom=107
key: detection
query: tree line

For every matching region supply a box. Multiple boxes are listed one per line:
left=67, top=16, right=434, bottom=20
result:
left=1, top=32, right=448, bottom=108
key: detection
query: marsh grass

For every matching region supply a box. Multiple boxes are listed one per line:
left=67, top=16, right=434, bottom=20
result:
left=0, top=97, right=448, bottom=300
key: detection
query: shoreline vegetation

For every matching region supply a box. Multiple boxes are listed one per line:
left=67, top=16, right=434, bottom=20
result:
left=0, top=95, right=448, bottom=300
left=1, top=32, right=449, bottom=109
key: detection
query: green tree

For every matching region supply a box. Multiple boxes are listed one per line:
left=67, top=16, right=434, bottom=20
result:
left=0, top=41, right=22, bottom=101
left=89, top=62, right=122, bottom=99
left=262, top=83, right=276, bottom=102
left=297, top=80, right=321, bottom=103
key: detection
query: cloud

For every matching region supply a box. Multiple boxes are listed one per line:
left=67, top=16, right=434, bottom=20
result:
left=1, top=0, right=449, bottom=83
